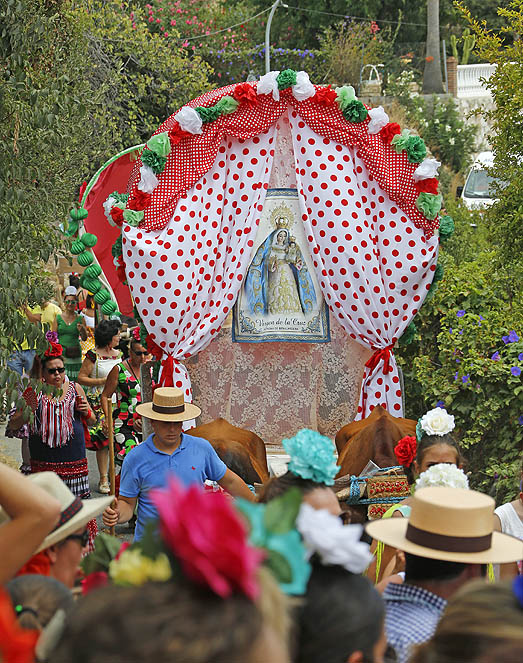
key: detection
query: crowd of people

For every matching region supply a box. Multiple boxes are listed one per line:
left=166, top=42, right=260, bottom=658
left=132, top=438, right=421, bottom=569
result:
left=1, top=283, right=522, bottom=663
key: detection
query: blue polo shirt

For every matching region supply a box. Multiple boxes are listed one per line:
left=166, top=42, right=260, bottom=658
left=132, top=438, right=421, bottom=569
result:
left=119, top=432, right=227, bottom=541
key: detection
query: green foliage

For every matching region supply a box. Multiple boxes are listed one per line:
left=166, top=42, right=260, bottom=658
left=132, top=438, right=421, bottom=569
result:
left=396, top=200, right=523, bottom=503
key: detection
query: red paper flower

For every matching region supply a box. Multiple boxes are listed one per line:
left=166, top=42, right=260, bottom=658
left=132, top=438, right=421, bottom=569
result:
left=110, top=207, right=124, bottom=227
left=233, top=82, right=258, bottom=108
left=394, top=436, right=417, bottom=467
left=128, top=189, right=152, bottom=211
left=314, top=85, right=337, bottom=106
left=0, top=589, right=38, bottom=663
left=146, top=334, right=164, bottom=362
left=380, top=122, right=401, bottom=144
left=414, top=177, right=439, bottom=195
left=116, top=254, right=125, bottom=267
left=81, top=571, right=109, bottom=595
left=151, top=478, right=264, bottom=600
left=168, top=120, right=191, bottom=146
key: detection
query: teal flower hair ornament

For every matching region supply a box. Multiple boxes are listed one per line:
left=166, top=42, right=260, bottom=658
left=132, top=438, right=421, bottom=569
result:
left=283, top=429, right=339, bottom=485
left=237, top=488, right=311, bottom=595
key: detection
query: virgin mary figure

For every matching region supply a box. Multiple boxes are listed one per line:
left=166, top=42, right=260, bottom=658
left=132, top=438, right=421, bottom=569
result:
left=244, top=224, right=316, bottom=316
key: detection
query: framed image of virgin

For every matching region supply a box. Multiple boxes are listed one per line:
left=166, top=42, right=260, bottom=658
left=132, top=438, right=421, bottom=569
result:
left=233, top=188, right=330, bottom=343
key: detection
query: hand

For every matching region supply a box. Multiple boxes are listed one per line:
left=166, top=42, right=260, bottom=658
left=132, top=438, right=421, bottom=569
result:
left=75, top=396, right=89, bottom=416
left=102, top=419, right=109, bottom=436
left=133, top=417, right=142, bottom=433
left=77, top=323, right=84, bottom=332
left=102, top=501, right=120, bottom=528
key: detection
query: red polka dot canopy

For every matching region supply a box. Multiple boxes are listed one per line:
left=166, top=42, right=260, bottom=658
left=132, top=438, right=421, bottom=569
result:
left=110, top=72, right=443, bottom=419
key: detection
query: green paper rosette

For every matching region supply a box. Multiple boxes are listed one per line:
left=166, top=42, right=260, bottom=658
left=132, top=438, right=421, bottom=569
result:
left=101, top=300, right=117, bottom=316
left=81, top=233, right=98, bottom=248
left=77, top=251, right=94, bottom=267
left=215, top=96, right=239, bottom=115
left=122, top=209, right=144, bottom=227
left=111, top=236, right=123, bottom=258
left=146, top=132, right=171, bottom=158
left=342, top=100, right=368, bottom=123
left=71, top=239, right=85, bottom=255
left=141, top=150, right=167, bottom=174
left=405, top=136, right=427, bottom=163
left=438, top=215, right=455, bottom=241
left=94, top=288, right=111, bottom=305
left=276, top=69, right=297, bottom=90
left=195, top=105, right=222, bottom=123
left=335, top=85, right=357, bottom=111
left=84, top=264, right=102, bottom=279
left=416, top=192, right=442, bottom=220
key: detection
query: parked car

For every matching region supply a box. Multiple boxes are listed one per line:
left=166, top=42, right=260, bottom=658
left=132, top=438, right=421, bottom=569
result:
left=458, top=151, right=500, bottom=210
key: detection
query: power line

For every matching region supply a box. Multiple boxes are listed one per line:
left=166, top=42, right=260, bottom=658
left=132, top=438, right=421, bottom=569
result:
left=283, top=4, right=426, bottom=28
left=181, top=6, right=273, bottom=42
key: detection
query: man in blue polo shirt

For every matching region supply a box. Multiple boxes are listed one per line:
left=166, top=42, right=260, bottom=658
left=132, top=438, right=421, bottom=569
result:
left=102, top=387, right=255, bottom=540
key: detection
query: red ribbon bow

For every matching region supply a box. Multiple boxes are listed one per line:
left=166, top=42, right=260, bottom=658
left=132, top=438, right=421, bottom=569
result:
left=365, top=345, right=395, bottom=375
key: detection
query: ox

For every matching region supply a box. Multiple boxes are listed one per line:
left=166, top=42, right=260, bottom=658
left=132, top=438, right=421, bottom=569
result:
left=190, top=418, right=269, bottom=485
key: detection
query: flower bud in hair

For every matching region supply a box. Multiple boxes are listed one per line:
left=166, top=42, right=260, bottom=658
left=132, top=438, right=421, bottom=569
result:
left=394, top=435, right=417, bottom=467
left=45, top=331, right=59, bottom=344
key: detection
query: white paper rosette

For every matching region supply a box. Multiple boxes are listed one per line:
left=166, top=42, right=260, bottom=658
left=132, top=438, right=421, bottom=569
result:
left=257, top=70, right=281, bottom=101
left=413, top=158, right=441, bottom=181
left=174, top=106, right=203, bottom=134
left=296, top=504, right=373, bottom=574
left=367, top=105, right=389, bottom=134
left=137, top=165, right=159, bottom=194
left=292, top=71, right=316, bottom=101
left=103, top=195, right=117, bottom=221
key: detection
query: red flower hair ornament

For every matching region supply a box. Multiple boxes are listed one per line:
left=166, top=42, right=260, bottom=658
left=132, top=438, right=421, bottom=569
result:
left=44, top=341, right=63, bottom=358
left=394, top=435, right=417, bottom=467
left=0, top=588, right=38, bottom=663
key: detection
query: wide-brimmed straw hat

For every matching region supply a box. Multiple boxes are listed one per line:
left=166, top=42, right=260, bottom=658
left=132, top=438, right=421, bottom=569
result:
left=366, top=486, right=523, bottom=564
left=135, top=386, right=201, bottom=422
left=0, top=472, right=112, bottom=553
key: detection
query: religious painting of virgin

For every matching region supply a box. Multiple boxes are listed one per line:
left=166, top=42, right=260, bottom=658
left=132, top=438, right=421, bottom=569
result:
left=233, top=188, right=330, bottom=343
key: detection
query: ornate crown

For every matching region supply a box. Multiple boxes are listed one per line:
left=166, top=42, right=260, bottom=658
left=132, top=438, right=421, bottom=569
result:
left=270, top=203, right=293, bottom=230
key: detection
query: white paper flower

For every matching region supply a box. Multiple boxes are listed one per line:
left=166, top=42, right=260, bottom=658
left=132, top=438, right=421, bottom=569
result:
left=413, top=158, right=441, bottom=181
left=257, top=70, right=281, bottom=101
left=419, top=407, right=455, bottom=436
left=292, top=71, right=315, bottom=101
left=416, top=463, right=469, bottom=491
left=367, top=105, right=389, bottom=134
left=174, top=106, right=203, bottom=134
left=137, top=165, right=159, bottom=194
left=296, top=504, right=373, bottom=574
left=103, top=195, right=117, bottom=220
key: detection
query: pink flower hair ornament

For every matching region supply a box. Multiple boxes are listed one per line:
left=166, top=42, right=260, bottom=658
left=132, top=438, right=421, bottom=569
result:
left=151, top=478, right=264, bottom=600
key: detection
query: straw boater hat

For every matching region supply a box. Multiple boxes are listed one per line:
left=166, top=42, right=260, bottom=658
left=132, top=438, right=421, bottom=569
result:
left=135, top=386, right=201, bottom=422
left=366, top=486, right=523, bottom=564
left=0, top=472, right=112, bottom=553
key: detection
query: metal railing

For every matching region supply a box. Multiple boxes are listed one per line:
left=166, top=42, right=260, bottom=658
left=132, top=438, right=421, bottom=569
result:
left=457, top=63, right=496, bottom=98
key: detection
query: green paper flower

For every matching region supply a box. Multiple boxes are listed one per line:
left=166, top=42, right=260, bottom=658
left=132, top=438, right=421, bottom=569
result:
left=122, top=209, right=144, bottom=227
left=147, top=132, right=171, bottom=158
left=70, top=208, right=88, bottom=221
left=101, top=300, right=117, bottom=316
left=335, top=85, right=357, bottom=111
left=111, top=236, right=123, bottom=258
left=399, top=321, right=417, bottom=346
left=71, top=239, right=84, bottom=255
left=110, top=191, right=129, bottom=205
left=215, top=95, right=239, bottom=115
left=405, top=135, right=427, bottom=163
left=195, top=105, right=222, bottom=123
left=94, top=288, right=110, bottom=305
left=82, top=278, right=101, bottom=294
left=276, top=69, right=297, bottom=90
left=342, top=100, right=368, bottom=124
left=438, top=215, right=455, bottom=241
left=416, top=192, right=442, bottom=220
left=81, top=233, right=98, bottom=248
left=391, top=129, right=412, bottom=153
left=237, top=490, right=311, bottom=596
left=77, top=251, right=94, bottom=267
left=141, top=149, right=167, bottom=174
left=283, top=429, right=339, bottom=485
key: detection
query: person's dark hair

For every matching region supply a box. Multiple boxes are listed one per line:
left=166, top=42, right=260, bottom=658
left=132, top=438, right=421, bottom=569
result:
left=69, top=275, right=81, bottom=290
left=294, top=562, right=384, bottom=663
left=403, top=433, right=463, bottom=484
left=94, top=319, right=120, bottom=348
left=52, top=580, right=264, bottom=663
left=404, top=552, right=486, bottom=584
left=409, top=580, right=523, bottom=663
left=258, top=471, right=327, bottom=503
left=31, top=353, right=64, bottom=379
left=85, top=294, right=94, bottom=310
left=7, top=574, right=73, bottom=631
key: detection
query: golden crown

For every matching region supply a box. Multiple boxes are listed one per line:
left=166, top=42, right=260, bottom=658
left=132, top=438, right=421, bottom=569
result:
left=270, top=203, right=293, bottom=230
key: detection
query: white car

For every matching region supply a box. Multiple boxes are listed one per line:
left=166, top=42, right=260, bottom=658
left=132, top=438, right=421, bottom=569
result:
left=460, top=151, right=499, bottom=210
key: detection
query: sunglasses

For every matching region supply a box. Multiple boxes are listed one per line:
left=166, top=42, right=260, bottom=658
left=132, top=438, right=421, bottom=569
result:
left=46, top=367, right=65, bottom=375
left=132, top=350, right=147, bottom=356
left=64, top=530, right=89, bottom=547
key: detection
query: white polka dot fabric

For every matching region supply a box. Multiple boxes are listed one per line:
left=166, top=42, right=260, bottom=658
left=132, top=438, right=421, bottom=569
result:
left=123, top=127, right=276, bottom=397
left=289, top=111, right=439, bottom=417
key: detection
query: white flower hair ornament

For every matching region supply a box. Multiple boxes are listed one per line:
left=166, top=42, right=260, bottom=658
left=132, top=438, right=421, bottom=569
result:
left=415, top=463, right=469, bottom=491
left=296, top=504, right=373, bottom=574
left=416, top=407, right=455, bottom=441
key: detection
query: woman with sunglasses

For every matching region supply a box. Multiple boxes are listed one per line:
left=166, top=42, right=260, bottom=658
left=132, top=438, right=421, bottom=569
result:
left=10, top=339, right=95, bottom=509
left=52, top=286, right=87, bottom=381
left=100, top=332, right=149, bottom=467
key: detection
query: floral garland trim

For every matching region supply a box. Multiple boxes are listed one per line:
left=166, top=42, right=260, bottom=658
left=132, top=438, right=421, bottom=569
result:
left=65, top=205, right=120, bottom=317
